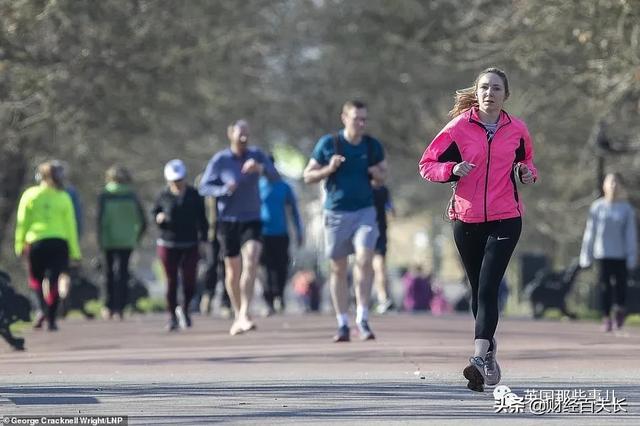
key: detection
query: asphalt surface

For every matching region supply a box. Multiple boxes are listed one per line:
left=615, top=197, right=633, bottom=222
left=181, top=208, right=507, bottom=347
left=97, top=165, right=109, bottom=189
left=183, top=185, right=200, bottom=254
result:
left=0, top=312, right=638, bottom=424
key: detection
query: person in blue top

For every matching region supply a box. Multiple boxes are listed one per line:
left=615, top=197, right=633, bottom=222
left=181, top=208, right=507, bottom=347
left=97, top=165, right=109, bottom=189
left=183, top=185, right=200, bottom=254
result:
left=303, top=100, right=387, bottom=342
left=259, top=156, right=304, bottom=315
left=199, top=119, right=279, bottom=335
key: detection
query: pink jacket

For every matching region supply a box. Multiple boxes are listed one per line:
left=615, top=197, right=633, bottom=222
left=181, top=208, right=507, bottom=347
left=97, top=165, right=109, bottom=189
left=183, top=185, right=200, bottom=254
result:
left=419, top=108, right=537, bottom=223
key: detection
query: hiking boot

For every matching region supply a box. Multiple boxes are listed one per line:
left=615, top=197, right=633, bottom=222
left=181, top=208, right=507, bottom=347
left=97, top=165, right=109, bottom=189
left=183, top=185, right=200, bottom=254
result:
left=463, top=356, right=486, bottom=392
left=602, top=317, right=613, bottom=333
left=333, top=325, right=350, bottom=342
left=357, top=320, right=376, bottom=341
left=484, top=339, right=501, bottom=386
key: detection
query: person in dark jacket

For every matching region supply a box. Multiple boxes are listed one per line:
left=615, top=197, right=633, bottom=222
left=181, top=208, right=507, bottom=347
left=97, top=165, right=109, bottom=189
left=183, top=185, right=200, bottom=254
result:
left=153, top=159, right=208, bottom=331
left=98, top=165, right=146, bottom=320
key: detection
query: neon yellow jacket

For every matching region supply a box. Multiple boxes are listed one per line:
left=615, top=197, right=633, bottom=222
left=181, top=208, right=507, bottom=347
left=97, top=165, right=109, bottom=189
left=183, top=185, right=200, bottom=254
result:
left=14, top=185, right=81, bottom=259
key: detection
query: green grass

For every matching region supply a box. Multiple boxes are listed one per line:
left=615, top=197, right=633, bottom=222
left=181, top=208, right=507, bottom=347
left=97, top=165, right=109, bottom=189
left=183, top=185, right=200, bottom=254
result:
left=133, top=297, right=166, bottom=313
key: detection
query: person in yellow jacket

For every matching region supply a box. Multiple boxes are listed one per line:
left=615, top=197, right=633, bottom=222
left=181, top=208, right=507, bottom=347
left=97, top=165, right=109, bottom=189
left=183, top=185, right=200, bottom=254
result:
left=14, top=161, right=81, bottom=331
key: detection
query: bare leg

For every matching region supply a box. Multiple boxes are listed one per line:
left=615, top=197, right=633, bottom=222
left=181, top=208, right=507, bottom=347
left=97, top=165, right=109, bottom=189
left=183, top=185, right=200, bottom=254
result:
left=329, top=257, right=349, bottom=316
left=372, top=254, right=389, bottom=303
left=354, top=248, right=375, bottom=312
left=224, top=255, right=242, bottom=334
left=238, top=240, right=262, bottom=329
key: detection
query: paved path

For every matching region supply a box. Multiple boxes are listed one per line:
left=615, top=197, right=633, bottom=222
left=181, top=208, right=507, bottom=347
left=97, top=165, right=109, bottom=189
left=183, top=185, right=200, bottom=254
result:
left=0, top=313, right=638, bottom=424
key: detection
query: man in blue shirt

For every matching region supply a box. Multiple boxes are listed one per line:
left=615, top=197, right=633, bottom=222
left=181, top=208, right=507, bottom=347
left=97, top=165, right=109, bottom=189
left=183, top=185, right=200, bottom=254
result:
left=199, top=120, right=279, bottom=335
left=259, top=158, right=304, bottom=315
left=303, top=100, right=387, bottom=342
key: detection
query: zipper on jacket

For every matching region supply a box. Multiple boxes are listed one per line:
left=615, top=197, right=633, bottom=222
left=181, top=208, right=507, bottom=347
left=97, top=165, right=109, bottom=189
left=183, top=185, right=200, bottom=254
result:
left=484, top=133, right=493, bottom=222
left=470, top=117, right=504, bottom=222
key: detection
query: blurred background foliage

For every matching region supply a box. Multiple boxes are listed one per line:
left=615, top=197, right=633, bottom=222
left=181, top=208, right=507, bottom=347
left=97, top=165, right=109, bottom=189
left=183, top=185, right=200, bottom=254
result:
left=1, top=0, right=639, bottom=290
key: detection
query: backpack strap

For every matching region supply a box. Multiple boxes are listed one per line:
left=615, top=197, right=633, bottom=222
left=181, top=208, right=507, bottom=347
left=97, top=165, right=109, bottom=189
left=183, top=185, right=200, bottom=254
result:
left=365, top=135, right=375, bottom=166
left=327, top=133, right=340, bottom=191
left=332, top=133, right=341, bottom=156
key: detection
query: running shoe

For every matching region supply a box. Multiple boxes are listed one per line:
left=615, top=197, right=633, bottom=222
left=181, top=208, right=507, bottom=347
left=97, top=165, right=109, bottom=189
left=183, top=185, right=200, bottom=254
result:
left=357, top=320, right=376, bottom=341
left=333, top=325, right=350, bottom=342
left=463, top=356, right=486, bottom=392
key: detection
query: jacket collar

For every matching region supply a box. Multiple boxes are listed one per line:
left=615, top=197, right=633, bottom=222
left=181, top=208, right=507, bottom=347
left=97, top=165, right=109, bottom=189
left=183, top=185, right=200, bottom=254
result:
left=467, top=107, right=512, bottom=128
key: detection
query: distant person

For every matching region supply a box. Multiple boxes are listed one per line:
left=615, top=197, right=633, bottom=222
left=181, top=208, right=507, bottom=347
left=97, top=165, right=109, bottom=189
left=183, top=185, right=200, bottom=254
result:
left=199, top=120, right=279, bottom=335
left=579, top=172, right=637, bottom=332
left=49, top=160, right=84, bottom=239
left=259, top=156, right=304, bottom=315
left=292, top=269, right=321, bottom=313
left=402, top=265, right=432, bottom=312
left=303, top=100, right=387, bottom=342
left=371, top=182, right=396, bottom=314
left=419, top=67, right=537, bottom=391
left=153, top=159, right=208, bottom=331
left=97, top=165, right=147, bottom=320
left=46, top=161, right=84, bottom=312
left=194, top=174, right=231, bottom=318
left=14, top=161, right=81, bottom=331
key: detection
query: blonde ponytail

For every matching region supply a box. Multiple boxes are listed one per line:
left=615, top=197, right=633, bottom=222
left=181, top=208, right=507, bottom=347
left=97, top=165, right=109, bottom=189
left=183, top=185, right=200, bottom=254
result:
left=448, top=86, right=478, bottom=118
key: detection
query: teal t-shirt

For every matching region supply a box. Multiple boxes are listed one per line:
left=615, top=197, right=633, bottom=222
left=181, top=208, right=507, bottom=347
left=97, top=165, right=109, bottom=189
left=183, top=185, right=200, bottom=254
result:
left=311, top=131, right=385, bottom=211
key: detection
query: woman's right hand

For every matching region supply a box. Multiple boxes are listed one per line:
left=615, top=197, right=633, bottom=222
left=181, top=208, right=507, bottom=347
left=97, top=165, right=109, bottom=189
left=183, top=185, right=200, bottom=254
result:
left=453, top=161, right=476, bottom=177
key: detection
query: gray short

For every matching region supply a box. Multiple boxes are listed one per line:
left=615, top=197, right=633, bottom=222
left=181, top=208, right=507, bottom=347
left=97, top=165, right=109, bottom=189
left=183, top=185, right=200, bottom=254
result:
left=324, top=206, right=379, bottom=259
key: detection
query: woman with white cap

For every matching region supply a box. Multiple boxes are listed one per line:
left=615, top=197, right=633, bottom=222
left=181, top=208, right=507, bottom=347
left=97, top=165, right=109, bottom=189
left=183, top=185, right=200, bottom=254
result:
left=152, top=159, right=209, bottom=331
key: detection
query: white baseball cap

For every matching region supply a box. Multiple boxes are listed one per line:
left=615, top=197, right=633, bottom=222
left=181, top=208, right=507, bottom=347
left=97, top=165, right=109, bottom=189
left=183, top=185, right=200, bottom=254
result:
left=164, top=159, right=186, bottom=181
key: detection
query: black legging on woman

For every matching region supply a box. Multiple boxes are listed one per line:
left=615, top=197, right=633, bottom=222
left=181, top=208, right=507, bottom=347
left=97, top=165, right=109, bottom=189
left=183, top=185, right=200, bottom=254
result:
left=453, top=217, right=521, bottom=347
left=27, top=238, right=69, bottom=329
left=104, top=249, right=132, bottom=316
left=261, top=235, right=290, bottom=310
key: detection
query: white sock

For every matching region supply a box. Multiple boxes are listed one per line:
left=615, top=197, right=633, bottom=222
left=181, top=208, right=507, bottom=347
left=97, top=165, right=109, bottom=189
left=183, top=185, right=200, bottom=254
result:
left=336, top=313, right=349, bottom=328
left=356, top=306, right=368, bottom=324
left=474, top=339, right=491, bottom=360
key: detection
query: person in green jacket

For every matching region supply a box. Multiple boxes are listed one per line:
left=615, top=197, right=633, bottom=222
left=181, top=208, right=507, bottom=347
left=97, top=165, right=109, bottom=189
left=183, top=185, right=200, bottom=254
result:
left=97, top=165, right=147, bottom=320
left=15, top=160, right=81, bottom=331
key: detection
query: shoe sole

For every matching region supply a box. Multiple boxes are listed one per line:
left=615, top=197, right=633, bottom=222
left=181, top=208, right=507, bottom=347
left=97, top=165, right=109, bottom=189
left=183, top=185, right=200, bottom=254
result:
left=360, top=333, right=376, bottom=341
left=463, top=364, right=484, bottom=392
left=333, top=336, right=350, bottom=343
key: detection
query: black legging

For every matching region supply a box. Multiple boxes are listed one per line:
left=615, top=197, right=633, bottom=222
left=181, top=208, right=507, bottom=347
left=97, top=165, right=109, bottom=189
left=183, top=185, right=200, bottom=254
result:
left=104, top=249, right=132, bottom=314
left=596, top=259, right=627, bottom=316
left=28, top=238, right=69, bottom=326
left=203, top=232, right=230, bottom=308
left=453, top=217, right=521, bottom=345
left=261, top=235, right=290, bottom=309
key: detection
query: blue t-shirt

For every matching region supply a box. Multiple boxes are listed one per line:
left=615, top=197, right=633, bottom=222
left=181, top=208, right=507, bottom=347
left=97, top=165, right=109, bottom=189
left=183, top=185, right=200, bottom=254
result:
left=259, top=177, right=303, bottom=240
left=311, top=131, right=385, bottom=211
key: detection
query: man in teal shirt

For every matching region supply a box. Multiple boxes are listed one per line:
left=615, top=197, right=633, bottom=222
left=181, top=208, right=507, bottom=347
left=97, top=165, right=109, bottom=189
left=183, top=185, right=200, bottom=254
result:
left=303, top=100, right=387, bottom=342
